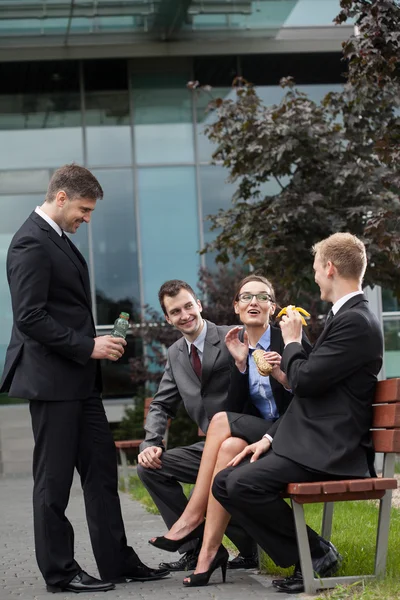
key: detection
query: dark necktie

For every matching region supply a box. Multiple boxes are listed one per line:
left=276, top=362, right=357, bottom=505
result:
left=190, top=344, right=202, bottom=380
left=324, top=309, right=334, bottom=329
left=62, top=232, right=85, bottom=266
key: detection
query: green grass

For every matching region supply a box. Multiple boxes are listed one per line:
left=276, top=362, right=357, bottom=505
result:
left=126, top=475, right=400, bottom=598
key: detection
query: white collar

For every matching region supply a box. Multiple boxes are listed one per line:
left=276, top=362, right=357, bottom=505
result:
left=332, top=291, right=363, bottom=315
left=35, top=206, right=63, bottom=237
left=185, top=320, right=207, bottom=354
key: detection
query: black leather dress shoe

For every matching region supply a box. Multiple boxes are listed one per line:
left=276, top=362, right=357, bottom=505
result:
left=159, top=550, right=198, bottom=572
left=46, top=570, right=115, bottom=593
left=227, top=553, right=258, bottom=570
left=273, top=541, right=342, bottom=594
left=111, top=562, right=170, bottom=583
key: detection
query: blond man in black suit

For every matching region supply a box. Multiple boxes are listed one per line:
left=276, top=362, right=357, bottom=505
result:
left=213, top=233, right=383, bottom=594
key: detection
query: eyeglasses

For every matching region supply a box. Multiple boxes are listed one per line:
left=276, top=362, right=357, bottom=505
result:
left=237, top=293, right=274, bottom=304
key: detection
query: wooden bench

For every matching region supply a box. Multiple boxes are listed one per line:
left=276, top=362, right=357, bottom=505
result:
left=115, top=397, right=170, bottom=488
left=284, top=378, right=400, bottom=595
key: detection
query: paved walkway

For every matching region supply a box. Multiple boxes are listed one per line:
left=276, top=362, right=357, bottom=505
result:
left=0, top=475, right=298, bottom=600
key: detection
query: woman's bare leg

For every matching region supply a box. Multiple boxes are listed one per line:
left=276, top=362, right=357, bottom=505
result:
left=184, top=437, right=248, bottom=580
left=151, top=412, right=233, bottom=542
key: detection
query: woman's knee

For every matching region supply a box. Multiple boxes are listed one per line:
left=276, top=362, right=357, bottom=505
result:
left=208, top=411, right=230, bottom=432
left=218, top=437, right=247, bottom=458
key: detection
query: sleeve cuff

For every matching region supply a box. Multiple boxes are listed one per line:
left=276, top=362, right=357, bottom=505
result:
left=262, top=433, right=273, bottom=443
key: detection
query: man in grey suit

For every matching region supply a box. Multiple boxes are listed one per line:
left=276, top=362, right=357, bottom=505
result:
left=137, top=280, right=258, bottom=571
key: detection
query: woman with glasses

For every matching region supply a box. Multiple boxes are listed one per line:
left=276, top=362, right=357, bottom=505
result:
left=149, top=275, right=312, bottom=586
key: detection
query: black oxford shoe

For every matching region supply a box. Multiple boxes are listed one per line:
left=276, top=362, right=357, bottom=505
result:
left=227, top=553, right=258, bottom=570
left=111, top=561, right=170, bottom=583
left=159, top=550, right=198, bottom=572
left=46, top=570, right=115, bottom=593
left=273, top=542, right=342, bottom=594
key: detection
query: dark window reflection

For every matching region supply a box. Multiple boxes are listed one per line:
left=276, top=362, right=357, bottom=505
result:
left=83, top=60, right=131, bottom=166
left=0, top=61, right=82, bottom=168
left=101, top=333, right=142, bottom=399
left=241, top=53, right=345, bottom=86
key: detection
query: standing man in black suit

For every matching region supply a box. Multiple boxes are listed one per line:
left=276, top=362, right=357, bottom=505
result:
left=0, top=164, right=168, bottom=594
left=137, top=280, right=259, bottom=572
left=212, top=232, right=383, bottom=594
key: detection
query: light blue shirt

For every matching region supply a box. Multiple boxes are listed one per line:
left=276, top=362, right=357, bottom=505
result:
left=248, top=327, right=279, bottom=420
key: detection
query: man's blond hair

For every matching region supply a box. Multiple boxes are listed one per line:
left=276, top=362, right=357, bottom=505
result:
left=312, top=233, right=367, bottom=281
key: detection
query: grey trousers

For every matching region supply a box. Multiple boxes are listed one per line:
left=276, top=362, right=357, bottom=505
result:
left=137, top=441, right=257, bottom=556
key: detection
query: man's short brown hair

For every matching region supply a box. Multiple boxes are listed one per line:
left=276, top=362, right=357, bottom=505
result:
left=158, top=280, right=197, bottom=315
left=312, top=233, right=367, bottom=281
left=46, top=164, right=104, bottom=203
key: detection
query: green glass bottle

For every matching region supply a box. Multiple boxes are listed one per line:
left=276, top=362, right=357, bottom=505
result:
left=111, top=312, right=130, bottom=339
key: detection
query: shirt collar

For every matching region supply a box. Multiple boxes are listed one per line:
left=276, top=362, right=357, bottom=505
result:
left=185, top=320, right=207, bottom=354
left=332, top=291, right=363, bottom=315
left=35, top=206, right=63, bottom=237
left=249, top=325, right=271, bottom=351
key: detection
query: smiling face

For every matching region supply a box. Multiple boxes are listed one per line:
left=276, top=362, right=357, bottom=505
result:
left=53, top=191, right=96, bottom=234
left=234, top=281, right=276, bottom=328
left=163, top=289, right=204, bottom=341
left=313, top=252, right=334, bottom=302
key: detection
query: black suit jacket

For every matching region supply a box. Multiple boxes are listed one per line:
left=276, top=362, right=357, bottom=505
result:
left=270, top=294, right=383, bottom=478
left=0, top=211, right=100, bottom=401
left=227, top=324, right=312, bottom=420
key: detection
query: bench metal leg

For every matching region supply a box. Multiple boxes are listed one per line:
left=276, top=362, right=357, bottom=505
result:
left=291, top=500, right=318, bottom=595
left=375, top=453, right=395, bottom=576
left=321, top=502, right=334, bottom=540
left=119, top=448, right=129, bottom=490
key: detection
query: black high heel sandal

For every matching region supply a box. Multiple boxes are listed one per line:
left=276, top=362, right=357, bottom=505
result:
left=182, top=545, right=229, bottom=587
left=148, top=522, right=204, bottom=552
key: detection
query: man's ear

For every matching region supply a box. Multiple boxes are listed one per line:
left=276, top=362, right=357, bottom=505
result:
left=326, top=260, right=336, bottom=278
left=197, top=299, right=203, bottom=313
left=165, top=314, right=172, bottom=326
left=55, top=190, right=67, bottom=208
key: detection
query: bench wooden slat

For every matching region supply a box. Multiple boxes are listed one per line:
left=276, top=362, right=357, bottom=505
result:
left=373, top=379, right=400, bottom=404
left=372, top=429, right=400, bottom=452
left=372, top=403, right=400, bottom=427
left=374, top=477, right=398, bottom=491
left=115, top=440, right=142, bottom=449
left=287, top=482, right=322, bottom=494
left=288, top=490, right=385, bottom=504
left=286, top=477, right=397, bottom=497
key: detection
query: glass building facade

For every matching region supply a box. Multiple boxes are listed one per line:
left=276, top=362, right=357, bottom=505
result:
left=0, top=1, right=398, bottom=401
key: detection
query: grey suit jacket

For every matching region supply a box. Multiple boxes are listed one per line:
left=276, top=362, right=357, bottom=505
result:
left=140, top=320, right=242, bottom=450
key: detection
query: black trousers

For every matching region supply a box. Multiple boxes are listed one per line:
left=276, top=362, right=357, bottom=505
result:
left=30, top=396, right=140, bottom=587
left=212, top=449, right=333, bottom=568
left=137, top=442, right=257, bottom=557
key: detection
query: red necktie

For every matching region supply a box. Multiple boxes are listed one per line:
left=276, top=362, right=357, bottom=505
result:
left=190, top=344, right=202, bottom=380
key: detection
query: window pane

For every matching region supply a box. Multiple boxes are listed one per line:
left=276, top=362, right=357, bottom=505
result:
left=283, top=1, right=343, bottom=27
left=0, top=194, right=44, bottom=382
left=138, top=167, right=200, bottom=311
left=84, top=60, right=132, bottom=166
left=91, top=169, right=140, bottom=325
left=383, top=319, right=400, bottom=378
left=132, top=72, right=194, bottom=164
left=200, top=166, right=236, bottom=269
left=0, top=62, right=83, bottom=169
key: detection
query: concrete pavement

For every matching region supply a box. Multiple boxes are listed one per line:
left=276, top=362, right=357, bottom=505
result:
left=0, top=474, right=298, bottom=599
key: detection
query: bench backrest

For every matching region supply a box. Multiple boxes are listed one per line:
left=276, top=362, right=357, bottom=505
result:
left=371, top=378, right=400, bottom=453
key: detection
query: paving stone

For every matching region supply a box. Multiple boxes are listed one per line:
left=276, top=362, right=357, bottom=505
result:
left=0, top=475, right=298, bottom=599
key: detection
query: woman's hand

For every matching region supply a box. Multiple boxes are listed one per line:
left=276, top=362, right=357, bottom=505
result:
left=225, top=326, right=249, bottom=372
left=227, top=437, right=271, bottom=466
left=262, top=351, right=289, bottom=387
